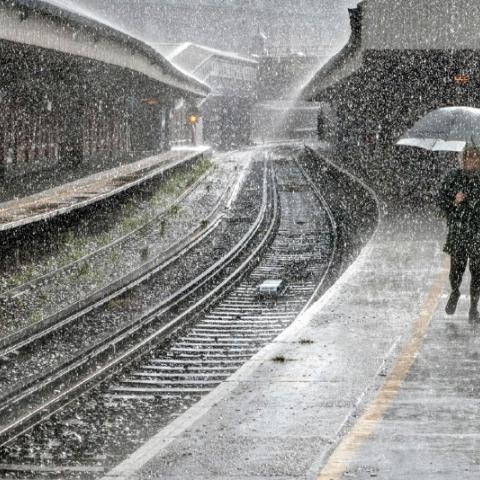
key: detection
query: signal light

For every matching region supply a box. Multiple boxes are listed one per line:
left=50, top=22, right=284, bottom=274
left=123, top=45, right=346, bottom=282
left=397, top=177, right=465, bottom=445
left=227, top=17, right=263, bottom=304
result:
left=454, top=74, right=471, bottom=86
left=188, top=114, right=200, bottom=125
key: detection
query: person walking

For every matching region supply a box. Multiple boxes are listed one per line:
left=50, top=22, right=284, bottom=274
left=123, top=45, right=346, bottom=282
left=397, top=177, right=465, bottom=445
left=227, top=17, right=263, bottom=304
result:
left=439, top=145, right=480, bottom=322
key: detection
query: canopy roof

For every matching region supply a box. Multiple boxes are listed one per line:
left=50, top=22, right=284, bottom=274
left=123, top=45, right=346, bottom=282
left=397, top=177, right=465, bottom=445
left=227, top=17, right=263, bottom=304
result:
left=303, top=0, right=480, bottom=101
left=153, top=42, right=257, bottom=79
left=2, top=0, right=209, bottom=97
left=301, top=2, right=364, bottom=101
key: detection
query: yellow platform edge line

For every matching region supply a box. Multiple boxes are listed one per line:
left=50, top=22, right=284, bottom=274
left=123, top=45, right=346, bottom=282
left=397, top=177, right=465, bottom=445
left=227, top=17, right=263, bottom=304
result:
left=317, top=257, right=450, bottom=480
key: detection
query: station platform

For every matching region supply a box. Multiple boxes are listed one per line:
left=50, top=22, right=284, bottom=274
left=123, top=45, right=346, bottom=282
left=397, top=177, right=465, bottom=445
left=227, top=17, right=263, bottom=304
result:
left=0, top=147, right=211, bottom=233
left=104, top=164, right=479, bottom=479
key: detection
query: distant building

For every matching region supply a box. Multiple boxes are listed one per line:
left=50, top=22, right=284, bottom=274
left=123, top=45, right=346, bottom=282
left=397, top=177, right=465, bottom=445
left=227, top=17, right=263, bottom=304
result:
left=154, top=43, right=258, bottom=149
left=77, top=0, right=351, bottom=56
left=256, top=53, right=324, bottom=102
left=250, top=35, right=334, bottom=143
left=250, top=28, right=268, bottom=57
left=154, top=43, right=257, bottom=96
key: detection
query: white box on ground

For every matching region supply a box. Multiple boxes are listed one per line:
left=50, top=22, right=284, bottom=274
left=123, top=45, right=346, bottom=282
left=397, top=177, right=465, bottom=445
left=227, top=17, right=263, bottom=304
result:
left=256, top=279, right=286, bottom=297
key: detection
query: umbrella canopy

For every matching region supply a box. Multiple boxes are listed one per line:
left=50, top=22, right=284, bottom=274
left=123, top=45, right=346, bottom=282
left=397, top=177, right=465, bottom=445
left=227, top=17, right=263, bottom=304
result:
left=397, top=106, right=480, bottom=152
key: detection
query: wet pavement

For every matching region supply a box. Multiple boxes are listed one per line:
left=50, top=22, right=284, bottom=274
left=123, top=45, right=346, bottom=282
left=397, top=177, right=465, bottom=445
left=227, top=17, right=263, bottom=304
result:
left=331, top=265, right=480, bottom=479
left=101, top=173, right=472, bottom=479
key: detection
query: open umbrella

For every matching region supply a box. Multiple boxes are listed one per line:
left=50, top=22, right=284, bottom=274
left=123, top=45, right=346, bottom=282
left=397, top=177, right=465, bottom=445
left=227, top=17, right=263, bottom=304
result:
left=397, top=106, right=480, bottom=152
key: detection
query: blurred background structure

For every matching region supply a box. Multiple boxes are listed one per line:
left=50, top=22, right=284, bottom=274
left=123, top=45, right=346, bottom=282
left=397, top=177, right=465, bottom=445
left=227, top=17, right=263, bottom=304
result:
left=76, top=0, right=355, bottom=56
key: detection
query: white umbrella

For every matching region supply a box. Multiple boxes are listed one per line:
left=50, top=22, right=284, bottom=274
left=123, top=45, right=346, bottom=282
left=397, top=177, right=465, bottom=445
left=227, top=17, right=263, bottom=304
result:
left=397, top=106, right=480, bottom=152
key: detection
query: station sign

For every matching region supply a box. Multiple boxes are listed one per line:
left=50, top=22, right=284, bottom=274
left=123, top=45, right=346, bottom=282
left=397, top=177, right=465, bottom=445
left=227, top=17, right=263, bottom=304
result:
left=142, top=97, right=161, bottom=106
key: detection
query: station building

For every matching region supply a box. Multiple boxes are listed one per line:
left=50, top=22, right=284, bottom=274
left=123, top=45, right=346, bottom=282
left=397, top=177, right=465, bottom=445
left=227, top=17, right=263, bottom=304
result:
left=303, top=0, right=480, bottom=169
left=154, top=43, right=258, bottom=149
left=0, top=0, right=208, bottom=181
left=251, top=31, right=334, bottom=144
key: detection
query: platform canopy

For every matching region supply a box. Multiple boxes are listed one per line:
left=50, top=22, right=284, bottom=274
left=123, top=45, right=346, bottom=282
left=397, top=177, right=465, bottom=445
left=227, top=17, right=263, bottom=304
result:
left=0, top=0, right=210, bottom=98
left=302, top=0, right=480, bottom=101
left=362, top=0, right=480, bottom=51
left=152, top=42, right=257, bottom=91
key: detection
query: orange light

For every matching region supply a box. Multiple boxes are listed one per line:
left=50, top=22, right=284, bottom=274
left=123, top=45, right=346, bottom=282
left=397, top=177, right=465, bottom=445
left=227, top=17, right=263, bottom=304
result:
left=142, top=98, right=161, bottom=106
left=454, top=74, right=471, bottom=86
left=188, top=114, right=200, bottom=125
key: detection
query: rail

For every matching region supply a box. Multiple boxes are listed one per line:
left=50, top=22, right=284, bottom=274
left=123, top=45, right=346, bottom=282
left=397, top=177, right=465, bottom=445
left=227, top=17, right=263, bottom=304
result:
left=0, top=161, right=279, bottom=448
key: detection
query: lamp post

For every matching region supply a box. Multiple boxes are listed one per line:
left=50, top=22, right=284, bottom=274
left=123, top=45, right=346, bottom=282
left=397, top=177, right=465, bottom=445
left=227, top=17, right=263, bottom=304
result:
left=187, top=113, right=200, bottom=145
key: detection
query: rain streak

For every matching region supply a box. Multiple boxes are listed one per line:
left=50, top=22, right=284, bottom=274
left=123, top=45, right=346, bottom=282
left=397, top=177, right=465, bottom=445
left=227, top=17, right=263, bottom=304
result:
left=0, top=1, right=479, bottom=480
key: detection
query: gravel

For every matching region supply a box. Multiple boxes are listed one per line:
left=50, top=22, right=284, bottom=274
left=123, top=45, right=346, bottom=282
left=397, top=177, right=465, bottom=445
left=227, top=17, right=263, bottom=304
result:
left=0, top=159, right=264, bottom=403
left=0, top=152, right=338, bottom=480
left=0, top=152, right=251, bottom=339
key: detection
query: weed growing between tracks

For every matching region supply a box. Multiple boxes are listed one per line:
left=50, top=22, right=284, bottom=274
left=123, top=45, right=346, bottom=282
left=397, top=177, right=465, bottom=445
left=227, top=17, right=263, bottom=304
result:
left=0, top=152, right=370, bottom=478
left=0, top=160, right=213, bottom=293
left=0, top=160, right=264, bottom=471
left=30, top=309, right=45, bottom=323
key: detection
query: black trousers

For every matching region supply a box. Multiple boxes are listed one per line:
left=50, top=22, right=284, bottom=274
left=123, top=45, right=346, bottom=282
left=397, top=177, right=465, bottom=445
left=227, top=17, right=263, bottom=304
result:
left=450, top=254, right=480, bottom=303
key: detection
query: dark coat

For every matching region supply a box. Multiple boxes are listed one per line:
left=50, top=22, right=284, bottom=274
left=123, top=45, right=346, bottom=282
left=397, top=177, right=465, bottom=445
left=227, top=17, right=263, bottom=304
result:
left=438, top=168, right=480, bottom=257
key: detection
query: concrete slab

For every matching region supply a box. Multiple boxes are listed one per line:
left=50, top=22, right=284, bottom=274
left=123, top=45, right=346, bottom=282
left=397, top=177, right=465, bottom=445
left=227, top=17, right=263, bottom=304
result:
left=331, top=280, right=480, bottom=479
left=0, top=147, right=211, bottom=232
left=104, top=193, right=451, bottom=479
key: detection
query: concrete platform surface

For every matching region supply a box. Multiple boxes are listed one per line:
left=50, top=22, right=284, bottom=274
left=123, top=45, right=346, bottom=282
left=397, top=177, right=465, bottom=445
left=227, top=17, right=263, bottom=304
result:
left=0, top=146, right=211, bottom=232
left=99, top=160, right=479, bottom=480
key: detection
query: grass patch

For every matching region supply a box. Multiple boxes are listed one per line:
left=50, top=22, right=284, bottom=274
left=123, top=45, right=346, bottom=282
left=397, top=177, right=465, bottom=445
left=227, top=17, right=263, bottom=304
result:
left=169, top=204, right=182, bottom=216
left=109, top=296, right=131, bottom=310
left=159, top=219, right=166, bottom=237
left=74, top=261, right=106, bottom=286
left=31, top=309, right=45, bottom=323
left=3, top=263, right=39, bottom=290
left=1, top=158, right=214, bottom=292
left=108, top=248, right=122, bottom=265
left=116, top=160, right=212, bottom=233
left=76, top=262, right=91, bottom=278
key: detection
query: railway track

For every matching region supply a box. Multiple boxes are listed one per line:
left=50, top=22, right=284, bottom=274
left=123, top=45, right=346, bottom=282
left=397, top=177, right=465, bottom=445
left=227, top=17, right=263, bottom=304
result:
left=111, top=160, right=336, bottom=397
left=0, top=159, right=271, bottom=445
left=0, top=157, right=240, bottom=351
left=0, top=150, right=337, bottom=479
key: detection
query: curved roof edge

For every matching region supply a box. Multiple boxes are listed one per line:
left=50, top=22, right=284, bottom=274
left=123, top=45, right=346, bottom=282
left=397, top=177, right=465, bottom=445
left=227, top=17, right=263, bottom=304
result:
left=191, top=44, right=258, bottom=65
left=6, top=0, right=210, bottom=98
left=301, top=3, right=364, bottom=101
left=152, top=42, right=257, bottom=76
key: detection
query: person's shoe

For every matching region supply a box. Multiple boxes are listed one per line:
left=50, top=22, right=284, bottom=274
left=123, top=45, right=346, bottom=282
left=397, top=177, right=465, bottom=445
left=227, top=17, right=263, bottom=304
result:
left=469, top=307, right=480, bottom=323
left=445, top=290, right=460, bottom=315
